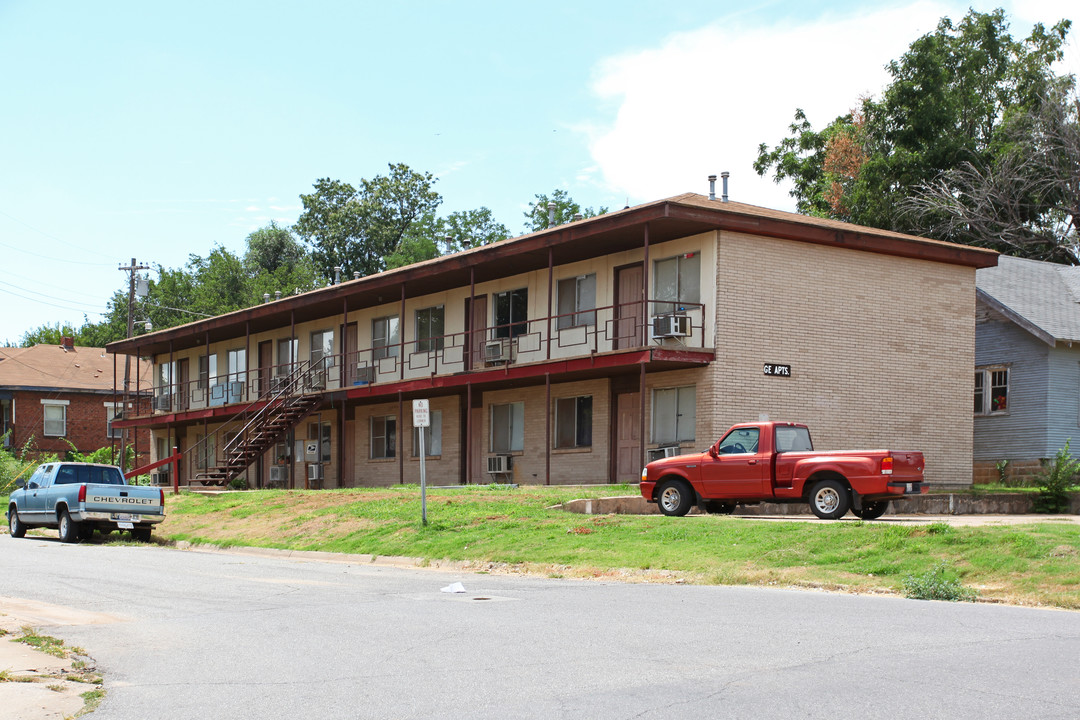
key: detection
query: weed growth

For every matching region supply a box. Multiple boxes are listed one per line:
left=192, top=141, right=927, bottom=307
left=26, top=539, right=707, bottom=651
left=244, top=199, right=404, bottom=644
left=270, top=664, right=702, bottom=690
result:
left=1033, top=441, right=1080, bottom=513
left=902, top=562, right=977, bottom=602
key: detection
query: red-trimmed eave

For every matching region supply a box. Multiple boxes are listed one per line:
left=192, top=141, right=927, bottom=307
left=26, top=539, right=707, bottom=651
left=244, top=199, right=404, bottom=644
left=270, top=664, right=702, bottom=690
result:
left=111, top=347, right=714, bottom=429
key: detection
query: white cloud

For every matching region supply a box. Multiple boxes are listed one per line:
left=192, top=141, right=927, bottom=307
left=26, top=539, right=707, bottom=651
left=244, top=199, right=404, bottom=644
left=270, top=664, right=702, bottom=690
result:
left=585, top=2, right=994, bottom=211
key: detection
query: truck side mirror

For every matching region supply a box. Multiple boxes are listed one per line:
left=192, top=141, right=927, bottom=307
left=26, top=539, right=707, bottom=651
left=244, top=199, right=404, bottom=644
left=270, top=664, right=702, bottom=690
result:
left=708, top=446, right=718, bottom=459
left=15, top=479, right=25, bottom=489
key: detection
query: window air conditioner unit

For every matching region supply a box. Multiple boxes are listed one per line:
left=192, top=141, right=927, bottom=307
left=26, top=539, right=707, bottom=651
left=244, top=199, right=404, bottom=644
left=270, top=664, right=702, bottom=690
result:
left=647, top=446, right=681, bottom=463
left=269, top=466, right=286, bottom=485
left=487, top=454, right=512, bottom=474
left=484, top=338, right=512, bottom=364
left=151, top=471, right=171, bottom=486
left=354, top=365, right=375, bottom=385
left=270, top=376, right=289, bottom=393
left=307, top=464, right=323, bottom=481
left=654, top=314, right=690, bottom=338
left=153, top=394, right=172, bottom=411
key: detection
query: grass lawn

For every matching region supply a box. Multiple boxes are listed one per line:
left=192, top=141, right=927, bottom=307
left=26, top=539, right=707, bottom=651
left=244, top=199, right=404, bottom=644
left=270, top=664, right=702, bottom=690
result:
left=154, top=485, right=1080, bottom=609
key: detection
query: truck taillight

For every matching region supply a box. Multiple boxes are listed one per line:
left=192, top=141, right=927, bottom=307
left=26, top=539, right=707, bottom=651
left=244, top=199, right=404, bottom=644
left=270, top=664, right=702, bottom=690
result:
left=159, top=488, right=165, bottom=505
left=881, top=456, right=894, bottom=475
left=78, top=484, right=87, bottom=503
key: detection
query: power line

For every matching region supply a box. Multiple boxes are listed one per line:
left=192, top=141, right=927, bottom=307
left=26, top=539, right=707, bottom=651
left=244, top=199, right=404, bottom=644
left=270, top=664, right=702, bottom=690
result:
left=0, top=207, right=117, bottom=263
left=0, top=285, right=108, bottom=315
left=0, top=277, right=112, bottom=307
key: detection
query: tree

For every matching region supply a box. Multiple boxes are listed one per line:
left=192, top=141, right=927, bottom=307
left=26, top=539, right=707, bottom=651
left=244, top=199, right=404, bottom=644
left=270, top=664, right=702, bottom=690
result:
left=295, top=164, right=442, bottom=280
left=19, top=322, right=97, bottom=347
left=755, top=9, right=1073, bottom=236
left=440, top=207, right=510, bottom=251
left=523, top=189, right=607, bottom=232
left=244, top=221, right=306, bottom=274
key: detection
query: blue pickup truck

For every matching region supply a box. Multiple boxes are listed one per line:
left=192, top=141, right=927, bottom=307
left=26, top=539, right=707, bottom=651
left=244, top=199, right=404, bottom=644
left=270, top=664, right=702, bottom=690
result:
left=6, top=462, right=166, bottom=543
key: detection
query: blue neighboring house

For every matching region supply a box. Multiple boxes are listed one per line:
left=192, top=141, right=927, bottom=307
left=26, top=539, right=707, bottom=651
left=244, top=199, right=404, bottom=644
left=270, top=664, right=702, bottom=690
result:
left=974, top=255, right=1080, bottom=483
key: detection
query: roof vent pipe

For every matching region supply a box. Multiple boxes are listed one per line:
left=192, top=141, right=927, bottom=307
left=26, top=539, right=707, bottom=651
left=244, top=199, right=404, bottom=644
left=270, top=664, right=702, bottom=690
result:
left=708, top=174, right=717, bottom=201
left=547, top=202, right=556, bottom=227
left=263, top=293, right=270, bottom=304
left=353, top=271, right=361, bottom=280
left=721, top=171, right=729, bottom=202
left=333, top=266, right=342, bottom=285
left=573, top=213, right=582, bottom=222
left=275, top=291, right=282, bottom=301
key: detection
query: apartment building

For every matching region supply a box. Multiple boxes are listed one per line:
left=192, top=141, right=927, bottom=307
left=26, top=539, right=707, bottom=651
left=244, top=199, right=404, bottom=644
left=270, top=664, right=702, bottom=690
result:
left=107, top=193, right=997, bottom=488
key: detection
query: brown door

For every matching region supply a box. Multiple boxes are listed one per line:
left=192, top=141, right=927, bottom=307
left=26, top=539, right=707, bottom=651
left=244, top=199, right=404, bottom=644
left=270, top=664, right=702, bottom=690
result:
left=344, top=322, right=358, bottom=385
left=615, top=264, right=644, bottom=349
left=176, top=359, right=190, bottom=411
left=470, top=406, right=484, bottom=484
left=615, top=392, right=642, bottom=482
left=258, top=341, right=273, bottom=395
left=465, top=295, right=487, bottom=370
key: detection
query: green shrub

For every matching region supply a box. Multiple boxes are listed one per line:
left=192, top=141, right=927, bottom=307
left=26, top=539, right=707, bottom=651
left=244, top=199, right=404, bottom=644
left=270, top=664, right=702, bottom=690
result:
left=228, top=476, right=249, bottom=491
left=1032, top=441, right=1080, bottom=514
left=902, top=562, right=977, bottom=602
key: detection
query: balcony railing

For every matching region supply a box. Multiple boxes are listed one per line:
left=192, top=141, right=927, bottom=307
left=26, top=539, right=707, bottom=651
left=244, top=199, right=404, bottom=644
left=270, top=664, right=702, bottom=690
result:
left=147, top=298, right=707, bottom=415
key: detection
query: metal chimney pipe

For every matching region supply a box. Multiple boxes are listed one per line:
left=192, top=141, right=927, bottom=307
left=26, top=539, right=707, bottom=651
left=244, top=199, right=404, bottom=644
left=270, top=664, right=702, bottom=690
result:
left=547, top=202, right=556, bottom=226
left=721, top=171, right=730, bottom=202
left=333, top=266, right=342, bottom=285
left=573, top=213, right=582, bottom=222
left=263, top=293, right=270, bottom=304
left=275, top=291, right=282, bottom=300
left=708, top=174, right=717, bottom=201
left=353, top=271, right=361, bottom=280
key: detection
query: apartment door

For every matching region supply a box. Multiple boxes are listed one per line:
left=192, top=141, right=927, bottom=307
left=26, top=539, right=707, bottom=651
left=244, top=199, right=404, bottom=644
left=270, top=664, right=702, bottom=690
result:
left=615, top=392, right=642, bottom=483
left=257, top=340, right=273, bottom=395
left=176, top=359, right=190, bottom=411
left=465, top=295, right=487, bottom=370
left=614, top=264, right=644, bottom=349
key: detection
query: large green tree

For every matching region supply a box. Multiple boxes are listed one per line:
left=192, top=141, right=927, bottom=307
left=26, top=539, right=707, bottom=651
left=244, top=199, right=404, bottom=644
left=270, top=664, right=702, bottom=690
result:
left=523, top=189, right=607, bottom=232
left=755, top=9, right=1073, bottom=239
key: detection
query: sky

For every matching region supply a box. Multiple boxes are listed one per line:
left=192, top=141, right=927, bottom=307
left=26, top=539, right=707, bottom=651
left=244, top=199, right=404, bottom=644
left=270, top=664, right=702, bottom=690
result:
left=0, top=0, right=1077, bottom=344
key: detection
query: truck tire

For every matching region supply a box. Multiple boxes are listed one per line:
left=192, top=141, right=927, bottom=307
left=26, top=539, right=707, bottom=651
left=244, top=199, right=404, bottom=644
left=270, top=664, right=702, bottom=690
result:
left=58, top=509, right=80, bottom=544
left=657, top=479, right=694, bottom=517
left=8, top=506, right=26, bottom=538
left=808, top=479, right=850, bottom=520
left=852, top=500, right=889, bottom=520
left=701, top=500, right=736, bottom=515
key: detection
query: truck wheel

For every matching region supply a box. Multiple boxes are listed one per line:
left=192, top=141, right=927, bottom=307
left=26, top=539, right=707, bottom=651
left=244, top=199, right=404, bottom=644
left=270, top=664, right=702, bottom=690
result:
left=8, top=507, right=26, bottom=538
left=58, top=509, right=80, bottom=544
left=657, top=479, right=694, bottom=517
left=131, top=527, right=152, bottom=542
left=701, top=500, right=736, bottom=515
left=809, top=479, right=850, bottom=520
left=853, top=500, right=889, bottom=520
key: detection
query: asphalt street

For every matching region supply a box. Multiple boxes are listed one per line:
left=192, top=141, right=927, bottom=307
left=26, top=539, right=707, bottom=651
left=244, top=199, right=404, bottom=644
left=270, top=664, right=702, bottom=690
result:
left=1, top=535, right=1078, bottom=719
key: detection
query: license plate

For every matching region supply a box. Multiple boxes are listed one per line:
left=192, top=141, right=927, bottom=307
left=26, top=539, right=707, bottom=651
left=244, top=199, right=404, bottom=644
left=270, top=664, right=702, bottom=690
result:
left=112, top=514, right=134, bottom=521
left=117, top=522, right=134, bottom=529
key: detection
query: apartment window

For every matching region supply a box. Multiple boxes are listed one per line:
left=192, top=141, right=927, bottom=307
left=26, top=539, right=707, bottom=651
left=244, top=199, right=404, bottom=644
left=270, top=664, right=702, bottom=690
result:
left=371, top=415, right=396, bottom=459
left=311, top=330, right=334, bottom=370
left=373, top=316, right=400, bottom=360
left=651, top=386, right=696, bottom=444
left=227, top=348, right=247, bottom=382
left=975, top=366, right=1009, bottom=415
left=653, top=253, right=701, bottom=314
left=308, top=422, right=331, bottom=463
left=494, top=288, right=528, bottom=338
left=42, top=400, right=68, bottom=437
left=157, top=362, right=174, bottom=390
left=277, top=337, right=298, bottom=375
left=105, top=403, right=124, bottom=439
left=490, top=401, right=524, bottom=453
left=555, top=396, right=592, bottom=448
left=412, top=410, right=442, bottom=457
left=557, top=274, right=596, bottom=329
left=415, top=306, right=445, bottom=353
left=198, top=353, right=218, bottom=389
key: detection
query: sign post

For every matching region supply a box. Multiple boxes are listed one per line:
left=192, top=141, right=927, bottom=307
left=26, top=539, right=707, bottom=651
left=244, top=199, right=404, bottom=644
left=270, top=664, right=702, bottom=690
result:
left=412, top=399, right=430, bottom=525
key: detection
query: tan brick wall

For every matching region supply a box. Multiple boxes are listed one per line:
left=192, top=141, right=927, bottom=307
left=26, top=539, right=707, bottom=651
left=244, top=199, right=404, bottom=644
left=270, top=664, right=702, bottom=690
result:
left=709, top=231, right=975, bottom=485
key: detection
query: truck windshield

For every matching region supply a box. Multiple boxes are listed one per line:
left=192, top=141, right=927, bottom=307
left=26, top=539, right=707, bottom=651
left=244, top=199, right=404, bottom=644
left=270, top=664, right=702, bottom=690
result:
left=775, top=426, right=813, bottom=452
left=55, top=465, right=126, bottom=485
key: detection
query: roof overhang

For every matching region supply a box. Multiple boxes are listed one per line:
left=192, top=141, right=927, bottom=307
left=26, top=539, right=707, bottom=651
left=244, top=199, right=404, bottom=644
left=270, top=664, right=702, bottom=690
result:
left=976, top=288, right=1058, bottom=346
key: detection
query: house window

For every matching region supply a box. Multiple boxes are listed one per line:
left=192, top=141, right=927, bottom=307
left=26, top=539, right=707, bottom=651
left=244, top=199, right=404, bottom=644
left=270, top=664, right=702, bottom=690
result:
left=308, top=422, right=331, bottom=463
left=412, top=410, right=442, bottom=457
left=494, top=288, right=528, bottom=338
left=311, top=330, right=334, bottom=370
left=371, top=415, right=396, bottom=459
left=651, top=386, right=696, bottom=444
left=42, top=400, right=68, bottom=437
left=198, top=353, right=218, bottom=389
left=975, top=366, right=1009, bottom=414
left=653, top=253, right=701, bottom=315
left=557, top=275, right=596, bottom=329
left=415, top=306, right=445, bottom=353
left=373, top=316, right=400, bottom=360
left=490, top=401, right=524, bottom=453
left=276, top=337, right=298, bottom=375
left=105, top=403, right=124, bottom=439
left=2, top=397, right=14, bottom=448
left=555, top=396, right=592, bottom=448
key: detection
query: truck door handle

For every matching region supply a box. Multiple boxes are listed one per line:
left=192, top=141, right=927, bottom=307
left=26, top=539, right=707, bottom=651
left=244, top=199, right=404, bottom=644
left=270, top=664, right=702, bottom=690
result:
left=747, top=459, right=757, bottom=465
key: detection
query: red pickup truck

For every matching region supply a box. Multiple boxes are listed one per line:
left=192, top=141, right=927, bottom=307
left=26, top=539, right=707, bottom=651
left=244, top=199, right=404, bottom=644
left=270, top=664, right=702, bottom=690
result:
left=640, top=422, right=925, bottom=519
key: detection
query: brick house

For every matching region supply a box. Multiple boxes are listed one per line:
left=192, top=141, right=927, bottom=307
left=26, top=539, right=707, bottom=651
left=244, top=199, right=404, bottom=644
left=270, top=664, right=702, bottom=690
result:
left=0, top=339, right=151, bottom=463
left=973, top=255, right=1080, bottom=483
left=107, top=193, right=996, bottom=489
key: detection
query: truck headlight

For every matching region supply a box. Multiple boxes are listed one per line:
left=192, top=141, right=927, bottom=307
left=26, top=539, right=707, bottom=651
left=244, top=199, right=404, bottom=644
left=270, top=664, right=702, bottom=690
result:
left=640, top=468, right=648, bottom=482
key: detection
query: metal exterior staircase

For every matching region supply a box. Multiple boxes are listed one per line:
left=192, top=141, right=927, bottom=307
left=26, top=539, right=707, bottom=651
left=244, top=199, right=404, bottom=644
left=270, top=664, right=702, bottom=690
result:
left=193, top=362, right=323, bottom=486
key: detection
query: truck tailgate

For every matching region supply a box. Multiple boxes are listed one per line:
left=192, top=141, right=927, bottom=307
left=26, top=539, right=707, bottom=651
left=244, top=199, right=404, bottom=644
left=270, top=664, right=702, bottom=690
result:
left=84, top=485, right=165, bottom=516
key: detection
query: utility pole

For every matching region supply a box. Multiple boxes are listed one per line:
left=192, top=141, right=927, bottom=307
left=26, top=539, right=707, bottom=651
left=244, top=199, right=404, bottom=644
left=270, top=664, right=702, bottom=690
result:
left=118, top=258, right=150, bottom=471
